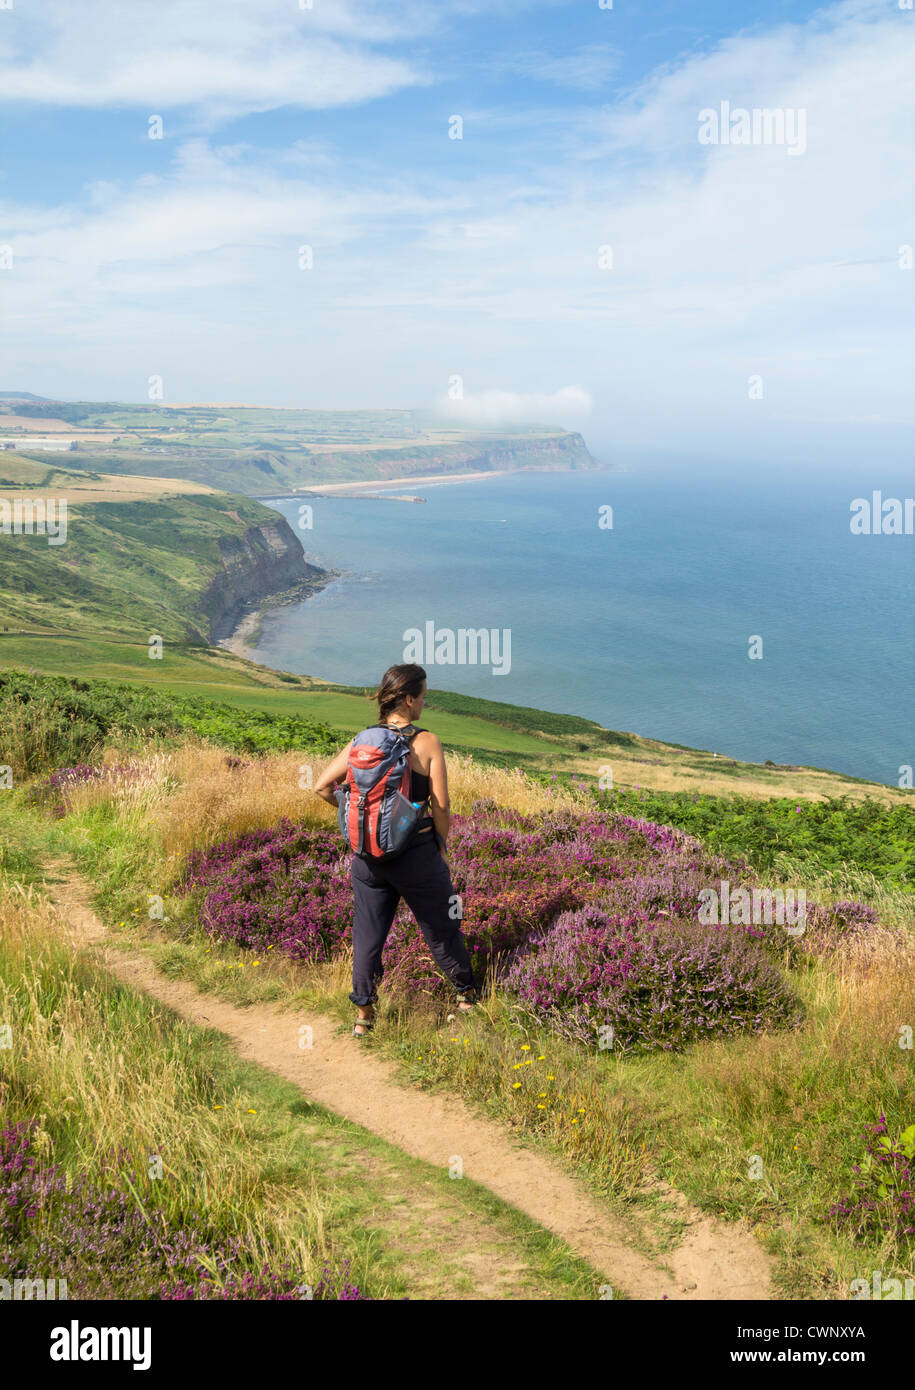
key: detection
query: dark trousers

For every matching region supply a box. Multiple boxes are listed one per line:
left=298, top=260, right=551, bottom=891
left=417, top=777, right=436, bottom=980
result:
left=349, top=832, right=477, bottom=1007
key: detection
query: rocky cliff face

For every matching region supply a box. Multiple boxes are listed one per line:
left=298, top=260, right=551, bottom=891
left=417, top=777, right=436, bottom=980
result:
left=197, top=517, right=327, bottom=642
left=288, top=430, right=601, bottom=488
left=460, top=432, right=598, bottom=472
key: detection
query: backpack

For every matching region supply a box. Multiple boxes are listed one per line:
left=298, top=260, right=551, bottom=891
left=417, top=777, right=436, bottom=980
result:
left=334, top=723, right=427, bottom=861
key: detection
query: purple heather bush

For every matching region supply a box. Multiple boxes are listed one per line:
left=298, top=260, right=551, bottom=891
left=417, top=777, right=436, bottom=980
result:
left=0, top=1121, right=367, bottom=1300
left=830, top=1115, right=915, bottom=1246
left=176, top=802, right=876, bottom=1050
left=800, top=900, right=880, bottom=956
left=164, top=1257, right=366, bottom=1301
left=28, top=763, right=103, bottom=818
left=504, top=905, right=803, bottom=1052
left=182, top=820, right=353, bottom=962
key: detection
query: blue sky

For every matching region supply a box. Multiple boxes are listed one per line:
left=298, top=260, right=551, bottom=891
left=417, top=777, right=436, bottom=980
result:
left=0, top=0, right=912, bottom=466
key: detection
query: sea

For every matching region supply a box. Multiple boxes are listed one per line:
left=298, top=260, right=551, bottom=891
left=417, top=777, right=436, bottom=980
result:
left=253, top=456, right=913, bottom=787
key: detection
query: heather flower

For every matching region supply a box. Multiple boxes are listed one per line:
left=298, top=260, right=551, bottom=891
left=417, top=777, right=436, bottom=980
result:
left=0, top=1121, right=366, bottom=1301
left=830, top=1115, right=915, bottom=1245
left=174, top=802, right=873, bottom=1048
left=504, top=906, right=803, bottom=1052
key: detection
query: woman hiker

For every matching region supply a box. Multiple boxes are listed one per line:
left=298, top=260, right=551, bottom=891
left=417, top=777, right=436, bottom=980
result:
left=314, top=663, right=480, bottom=1037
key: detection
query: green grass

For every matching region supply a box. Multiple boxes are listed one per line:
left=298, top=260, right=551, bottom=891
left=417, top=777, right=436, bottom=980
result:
left=0, top=877, right=603, bottom=1300
left=20, top=750, right=909, bottom=1301
left=0, top=796, right=63, bottom=886
left=0, top=477, right=299, bottom=643
left=601, top=787, right=914, bottom=892
left=0, top=663, right=583, bottom=776
left=0, top=669, right=341, bottom=777
left=320, top=681, right=639, bottom=746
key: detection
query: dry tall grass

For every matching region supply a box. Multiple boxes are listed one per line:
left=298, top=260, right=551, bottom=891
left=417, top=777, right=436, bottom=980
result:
left=0, top=880, right=332, bottom=1275
left=68, top=740, right=584, bottom=870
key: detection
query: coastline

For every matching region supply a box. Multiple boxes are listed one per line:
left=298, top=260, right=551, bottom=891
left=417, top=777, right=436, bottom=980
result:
left=214, top=568, right=340, bottom=659
left=223, top=464, right=599, bottom=660
left=219, top=468, right=523, bottom=657
left=216, top=607, right=264, bottom=659
left=279, top=468, right=516, bottom=497
left=252, top=464, right=612, bottom=503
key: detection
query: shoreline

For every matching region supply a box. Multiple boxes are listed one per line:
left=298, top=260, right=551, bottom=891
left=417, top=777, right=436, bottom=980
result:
left=303, top=468, right=513, bottom=494
left=253, top=464, right=611, bottom=504
left=214, top=569, right=340, bottom=660
left=227, top=468, right=525, bottom=656
left=216, top=607, right=264, bottom=659
left=223, top=465, right=606, bottom=659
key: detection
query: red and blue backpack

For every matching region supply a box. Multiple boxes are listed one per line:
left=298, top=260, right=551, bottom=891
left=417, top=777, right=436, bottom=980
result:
left=334, top=723, right=426, bottom=861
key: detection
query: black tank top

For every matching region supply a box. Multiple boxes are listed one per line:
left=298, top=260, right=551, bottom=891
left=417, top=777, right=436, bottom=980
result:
left=410, top=767, right=430, bottom=803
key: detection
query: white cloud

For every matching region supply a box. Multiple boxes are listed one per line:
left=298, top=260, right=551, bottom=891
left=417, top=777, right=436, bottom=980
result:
left=0, top=0, right=911, bottom=464
left=438, top=386, right=594, bottom=428
left=0, top=0, right=425, bottom=114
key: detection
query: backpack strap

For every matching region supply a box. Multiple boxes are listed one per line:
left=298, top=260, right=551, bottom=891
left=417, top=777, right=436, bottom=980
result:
left=373, top=722, right=422, bottom=742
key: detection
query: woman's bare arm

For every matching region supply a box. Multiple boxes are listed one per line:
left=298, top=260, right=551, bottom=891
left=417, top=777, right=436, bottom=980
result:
left=313, top=741, right=353, bottom=804
left=422, top=732, right=451, bottom=849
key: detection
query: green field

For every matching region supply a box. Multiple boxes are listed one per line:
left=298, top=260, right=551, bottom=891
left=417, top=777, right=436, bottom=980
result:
left=2, top=639, right=911, bottom=808
left=1, top=400, right=600, bottom=493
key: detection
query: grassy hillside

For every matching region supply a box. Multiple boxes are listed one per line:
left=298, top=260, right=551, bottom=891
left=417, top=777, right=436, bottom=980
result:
left=0, top=696, right=911, bottom=1302
left=2, top=416, right=911, bottom=1310
left=0, top=452, right=313, bottom=642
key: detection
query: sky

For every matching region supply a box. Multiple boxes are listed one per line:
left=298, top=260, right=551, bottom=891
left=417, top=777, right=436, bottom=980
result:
left=0, top=0, right=912, bottom=467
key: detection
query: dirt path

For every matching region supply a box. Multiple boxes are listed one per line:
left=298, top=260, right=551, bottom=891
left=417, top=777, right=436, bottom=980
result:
left=46, top=860, right=773, bottom=1301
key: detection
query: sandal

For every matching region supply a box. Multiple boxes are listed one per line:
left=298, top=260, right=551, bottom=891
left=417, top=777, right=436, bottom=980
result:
left=352, top=1015, right=374, bottom=1038
left=455, top=989, right=478, bottom=1014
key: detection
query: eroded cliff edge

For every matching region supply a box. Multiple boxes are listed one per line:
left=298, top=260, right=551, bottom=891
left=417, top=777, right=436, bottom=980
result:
left=198, top=517, right=333, bottom=645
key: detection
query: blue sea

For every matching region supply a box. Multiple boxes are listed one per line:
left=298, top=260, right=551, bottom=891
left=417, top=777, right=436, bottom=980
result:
left=254, top=458, right=913, bottom=786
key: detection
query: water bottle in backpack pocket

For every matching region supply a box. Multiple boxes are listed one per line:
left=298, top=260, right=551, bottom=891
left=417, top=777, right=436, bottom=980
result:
left=334, top=723, right=425, bottom=862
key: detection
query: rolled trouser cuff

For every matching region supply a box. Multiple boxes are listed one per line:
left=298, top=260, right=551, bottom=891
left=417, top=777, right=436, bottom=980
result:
left=349, top=990, right=378, bottom=1007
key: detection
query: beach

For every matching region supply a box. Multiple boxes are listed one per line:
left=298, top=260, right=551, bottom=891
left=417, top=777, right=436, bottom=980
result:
left=296, top=469, right=514, bottom=495
left=216, top=607, right=263, bottom=659
left=215, top=568, right=340, bottom=659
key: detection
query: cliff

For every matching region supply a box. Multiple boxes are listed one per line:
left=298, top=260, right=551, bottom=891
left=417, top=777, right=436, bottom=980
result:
left=292, top=431, right=600, bottom=488
left=0, top=458, right=331, bottom=647
left=198, top=517, right=330, bottom=643
left=0, top=399, right=604, bottom=494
